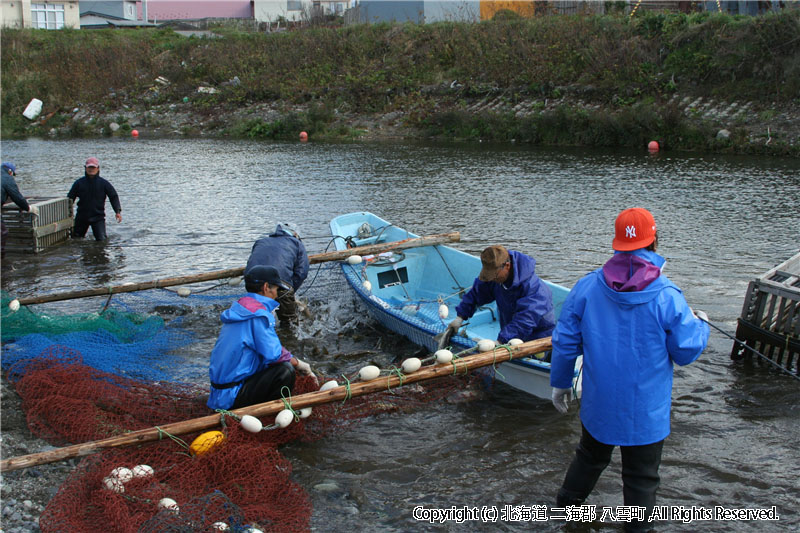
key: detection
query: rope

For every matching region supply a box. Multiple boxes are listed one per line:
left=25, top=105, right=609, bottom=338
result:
left=387, top=366, right=405, bottom=389
left=451, top=353, right=469, bottom=375
left=702, top=317, right=800, bottom=382
left=491, top=345, right=513, bottom=380
left=298, top=236, right=340, bottom=297
left=340, top=374, right=353, bottom=403
left=154, top=426, right=190, bottom=451
left=280, top=386, right=300, bottom=420
left=432, top=245, right=466, bottom=293
left=109, top=240, right=255, bottom=248
left=215, top=409, right=240, bottom=429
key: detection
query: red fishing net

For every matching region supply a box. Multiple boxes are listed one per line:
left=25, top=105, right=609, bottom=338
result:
left=7, top=346, right=479, bottom=532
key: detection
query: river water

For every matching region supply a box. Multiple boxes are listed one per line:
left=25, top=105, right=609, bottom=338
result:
left=2, top=138, right=799, bottom=532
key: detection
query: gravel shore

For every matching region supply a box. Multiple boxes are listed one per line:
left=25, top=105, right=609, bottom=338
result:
left=1, top=376, right=73, bottom=533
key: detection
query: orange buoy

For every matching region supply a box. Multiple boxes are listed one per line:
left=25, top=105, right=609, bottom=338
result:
left=647, top=140, right=659, bottom=152
left=299, top=131, right=308, bottom=142
left=132, top=129, right=139, bottom=138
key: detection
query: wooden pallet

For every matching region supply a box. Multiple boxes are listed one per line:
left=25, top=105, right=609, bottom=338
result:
left=1, top=197, right=73, bottom=254
left=731, top=252, right=800, bottom=376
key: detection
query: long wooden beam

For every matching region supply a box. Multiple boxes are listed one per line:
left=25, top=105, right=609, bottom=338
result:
left=13, top=232, right=460, bottom=306
left=0, top=337, right=550, bottom=472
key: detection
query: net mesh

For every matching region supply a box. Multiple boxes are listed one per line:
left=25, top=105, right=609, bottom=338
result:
left=1, top=284, right=478, bottom=532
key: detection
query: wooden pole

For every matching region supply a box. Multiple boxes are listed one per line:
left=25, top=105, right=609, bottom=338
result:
left=14, top=232, right=460, bottom=306
left=0, top=337, right=550, bottom=472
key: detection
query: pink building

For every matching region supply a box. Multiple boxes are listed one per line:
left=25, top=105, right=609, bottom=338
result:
left=139, top=0, right=253, bottom=21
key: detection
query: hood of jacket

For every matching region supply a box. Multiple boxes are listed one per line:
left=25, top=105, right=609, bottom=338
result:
left=220, top=293, right=278, bottom=324
left=269, top=224, right=295, bottom=239
left=599, top=249, right=668, bottom=304
left=505, top=249, right=537, bottom=290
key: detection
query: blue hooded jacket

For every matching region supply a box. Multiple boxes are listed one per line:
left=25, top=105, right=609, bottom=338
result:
left=455, top=250, right=555, bottom=343
left=245, top=225, right=309, bottom=291
left=550, top=249, right=709, bottom=446
left=207, top=293, right=288, bottom=410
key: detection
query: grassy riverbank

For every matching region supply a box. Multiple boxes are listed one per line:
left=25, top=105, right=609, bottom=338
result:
left=2, top=9, right=799, bottom=154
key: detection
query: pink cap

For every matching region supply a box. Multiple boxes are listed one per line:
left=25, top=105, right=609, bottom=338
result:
left=85, top=157, right=100, bottom=167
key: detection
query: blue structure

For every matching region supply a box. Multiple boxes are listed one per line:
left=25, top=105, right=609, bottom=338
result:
left=702, top=1, right=783, bottom=15
left=354, top=0, right=479, bottom=23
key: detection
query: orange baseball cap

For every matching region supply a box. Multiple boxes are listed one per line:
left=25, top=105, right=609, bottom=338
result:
left=612, top=208, right=657, bottom=251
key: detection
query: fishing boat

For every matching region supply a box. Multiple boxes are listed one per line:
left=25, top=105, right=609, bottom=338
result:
left=329, top=212, right=582, bottom=399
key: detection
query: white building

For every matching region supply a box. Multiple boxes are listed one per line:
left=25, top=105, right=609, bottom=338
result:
left=1, top=0, right=81, bottom=29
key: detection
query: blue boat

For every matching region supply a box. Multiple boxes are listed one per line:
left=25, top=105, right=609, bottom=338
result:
left=329, top=212, right=582, bottom=399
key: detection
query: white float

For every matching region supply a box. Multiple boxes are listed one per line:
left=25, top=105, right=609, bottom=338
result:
left=158, top=498, right=179, bottom=512
left=401, top=357, right=421, bottom=373
left=8, top=299, right=20, bottom=312
left=358, top=365, right=380, bottom=381
left=102, top=476, right=125, bottom=493
left=435, top=349, right=453, bottom=364
left=320, top=380, right=339, bottom=391
left=275, top=409, right=294, bottom=428
left=508, top=338, right=523, bottom=346
left=110, top=466, right=133, bottom=483
left=346, top=255, right=362, bottom=265
left=132, top=464, right=154, bottom=478
left=438, top=304, right=449, bottom=319
left=240, top=414, right=263, bottom=433
left=176, top=287, right=191, bottom=297
left=477, top=339, right=496, bottom=352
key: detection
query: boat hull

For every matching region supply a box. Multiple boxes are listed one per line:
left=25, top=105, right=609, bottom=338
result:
left=330, top=212, right=581, bottom=399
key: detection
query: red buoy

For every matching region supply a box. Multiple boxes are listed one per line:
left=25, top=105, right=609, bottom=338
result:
left=647, top=140, right=659, bottom=152
left=132, top=129, right=139, bottom=138
left=299, top=131, right=308, bottom=142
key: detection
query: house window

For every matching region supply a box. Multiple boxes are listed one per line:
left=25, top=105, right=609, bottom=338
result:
left=287, top=1, right=303, bottom=11
left=31, top=3, right=65, bottom=29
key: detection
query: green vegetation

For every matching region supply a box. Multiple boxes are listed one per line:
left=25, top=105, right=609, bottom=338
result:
left=2, top=10, right=798, bottom=152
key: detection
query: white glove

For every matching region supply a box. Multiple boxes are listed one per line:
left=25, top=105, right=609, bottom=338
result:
left=552, top=388, right=572, bottom=414
left=447, top=316, right=463, bottom=333
left=28, top=205, right=39, bottom=217
left=693, top=309, right=708, bottom=322
left=295, top=359, right=312, bottom=375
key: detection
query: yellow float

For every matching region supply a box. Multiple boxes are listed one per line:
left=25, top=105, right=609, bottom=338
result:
left=189, top=430, right=225, bottom=456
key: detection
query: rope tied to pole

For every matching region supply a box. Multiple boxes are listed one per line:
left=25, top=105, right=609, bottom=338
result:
left=154, top=426, right=191, bottom=455
left=215, top=409, right=240, bottom=429
left=279, top=386, right=300, bottom=421
left=340, top=374, right=353, bottom=403
left=387, top=366, right=405, bottom=390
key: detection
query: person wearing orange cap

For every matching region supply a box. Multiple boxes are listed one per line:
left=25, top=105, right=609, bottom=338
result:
left=67, top=157, right=122, bottom=241
left=549, top=208, right=709, bottom=533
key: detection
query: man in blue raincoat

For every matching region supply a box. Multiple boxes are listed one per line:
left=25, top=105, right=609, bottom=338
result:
left=550, top=207, right=709, bottom=533
left=207, top=265, right=315, bottom=411
left=445, top=245, right=555, bottom=348
left=245, top=223, right=309, bottom=325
